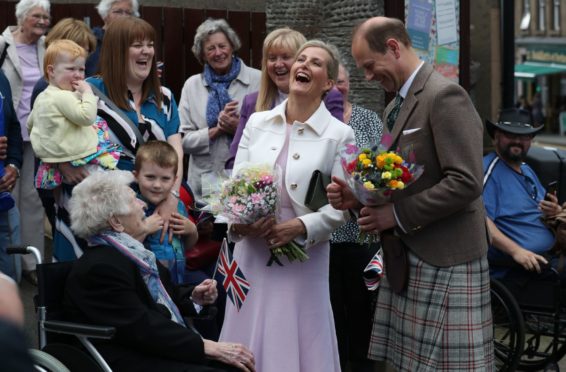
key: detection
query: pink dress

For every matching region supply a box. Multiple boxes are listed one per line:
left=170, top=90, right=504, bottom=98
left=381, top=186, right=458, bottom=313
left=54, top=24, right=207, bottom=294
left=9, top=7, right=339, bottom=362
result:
left=220, top=125, right=341, bottom=372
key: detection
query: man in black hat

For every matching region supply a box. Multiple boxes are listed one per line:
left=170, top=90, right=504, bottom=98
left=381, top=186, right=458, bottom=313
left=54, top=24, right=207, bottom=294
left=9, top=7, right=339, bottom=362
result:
left=483, top=108, right=563, bottom=280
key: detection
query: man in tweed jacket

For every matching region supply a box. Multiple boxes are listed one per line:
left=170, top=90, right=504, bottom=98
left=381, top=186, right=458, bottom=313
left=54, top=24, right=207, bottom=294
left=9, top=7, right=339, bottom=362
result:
left=328, top=17, right=494, bottom=371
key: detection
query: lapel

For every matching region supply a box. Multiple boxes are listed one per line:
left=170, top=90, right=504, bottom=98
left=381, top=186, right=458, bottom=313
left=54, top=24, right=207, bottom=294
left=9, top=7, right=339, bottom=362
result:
left=387, top=63, right=433, bottom=150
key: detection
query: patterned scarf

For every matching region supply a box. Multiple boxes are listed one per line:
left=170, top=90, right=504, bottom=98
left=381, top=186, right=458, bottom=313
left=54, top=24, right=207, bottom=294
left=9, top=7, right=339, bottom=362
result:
left=204, top=57, right=241, bottom=128
left=89, top=230, right=185, bottom=326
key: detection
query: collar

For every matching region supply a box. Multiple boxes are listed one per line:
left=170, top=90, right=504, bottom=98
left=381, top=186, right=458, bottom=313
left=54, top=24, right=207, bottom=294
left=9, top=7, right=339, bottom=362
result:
left=264, top=99, right=332, bottom=136
left=398, top=61, right=424, bottom=99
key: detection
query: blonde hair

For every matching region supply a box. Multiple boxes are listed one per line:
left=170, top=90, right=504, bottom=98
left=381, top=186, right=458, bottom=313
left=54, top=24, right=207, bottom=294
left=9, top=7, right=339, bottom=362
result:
left=43, top=39, right=87, bottom=80
left=256, top=28, right=306, bottom=112
left=45, top=18, right=96, bottom=54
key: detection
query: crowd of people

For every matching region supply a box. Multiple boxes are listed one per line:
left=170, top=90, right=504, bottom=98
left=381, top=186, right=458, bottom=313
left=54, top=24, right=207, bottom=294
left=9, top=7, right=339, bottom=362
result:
left=1, top=0, right=566, bottom=371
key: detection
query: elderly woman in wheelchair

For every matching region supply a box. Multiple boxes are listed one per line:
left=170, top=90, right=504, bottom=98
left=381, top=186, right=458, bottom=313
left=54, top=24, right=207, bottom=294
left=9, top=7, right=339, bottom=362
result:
left=62, top=170, right=255, bottom=372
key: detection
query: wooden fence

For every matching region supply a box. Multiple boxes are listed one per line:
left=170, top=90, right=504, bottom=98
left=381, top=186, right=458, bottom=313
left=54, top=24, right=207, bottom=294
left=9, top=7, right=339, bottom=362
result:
left=0, top=1, right=266, bottom=101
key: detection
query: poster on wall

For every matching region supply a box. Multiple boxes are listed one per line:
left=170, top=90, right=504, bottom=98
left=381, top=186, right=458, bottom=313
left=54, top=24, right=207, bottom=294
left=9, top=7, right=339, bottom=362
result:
left=406, top=0, right=460, bottom=82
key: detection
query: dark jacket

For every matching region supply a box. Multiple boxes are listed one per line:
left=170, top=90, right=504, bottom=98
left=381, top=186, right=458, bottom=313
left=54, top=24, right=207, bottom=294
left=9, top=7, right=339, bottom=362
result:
left=85, top=27, right=104, bottom=77
left=63, top=244, right=227, bottom=371
left=0, top=70, right=23, bottom=170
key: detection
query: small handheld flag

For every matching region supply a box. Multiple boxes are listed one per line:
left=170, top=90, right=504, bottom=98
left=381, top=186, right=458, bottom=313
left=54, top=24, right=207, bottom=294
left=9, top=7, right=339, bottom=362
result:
left=363, top=250, right=384, bottom=291
left=213, top=238, right=250, bottom=311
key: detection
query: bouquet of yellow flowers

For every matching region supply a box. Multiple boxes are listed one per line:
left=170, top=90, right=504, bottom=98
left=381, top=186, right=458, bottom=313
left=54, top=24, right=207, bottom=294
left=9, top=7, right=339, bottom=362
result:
left=202, top=163, right=308, bottom=265
left=340, top=139, right=424, bottom=242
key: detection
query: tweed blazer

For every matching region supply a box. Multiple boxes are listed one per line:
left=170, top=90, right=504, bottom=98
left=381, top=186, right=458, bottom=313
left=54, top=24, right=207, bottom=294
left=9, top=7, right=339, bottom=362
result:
left=385, top=63, right=488, bottom=267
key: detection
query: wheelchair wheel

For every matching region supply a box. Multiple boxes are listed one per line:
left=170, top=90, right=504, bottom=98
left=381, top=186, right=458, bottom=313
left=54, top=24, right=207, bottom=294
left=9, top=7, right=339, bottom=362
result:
left=518, top=311, right=566, bottom=371
left=28, top=348, right=70, bottom=372
left=43, top=343, right=105, bottom=372
left=491, top=278, right=525, bottom=371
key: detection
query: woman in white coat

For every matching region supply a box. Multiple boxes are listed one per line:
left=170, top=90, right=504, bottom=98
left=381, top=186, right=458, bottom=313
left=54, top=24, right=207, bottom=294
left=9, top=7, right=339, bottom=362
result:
left=219, top=40, right=355, bottom=372
left=0, top=0, right=50, bottom=283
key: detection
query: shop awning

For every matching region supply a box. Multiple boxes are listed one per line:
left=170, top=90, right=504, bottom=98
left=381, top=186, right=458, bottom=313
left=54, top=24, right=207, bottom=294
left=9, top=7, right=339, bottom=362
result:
left=515, top=62, right=566, bottom=79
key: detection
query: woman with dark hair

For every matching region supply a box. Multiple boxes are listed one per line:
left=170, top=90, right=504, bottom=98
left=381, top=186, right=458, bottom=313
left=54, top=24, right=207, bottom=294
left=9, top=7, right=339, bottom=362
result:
left=179, top=18, right=260, bottom=199
left=52, top=17, right=183, bottom=262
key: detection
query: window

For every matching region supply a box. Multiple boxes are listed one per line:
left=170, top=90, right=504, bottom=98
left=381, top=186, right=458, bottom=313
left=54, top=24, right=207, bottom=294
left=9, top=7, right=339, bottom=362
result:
left=552, top=0, right=560, bottom=31
left=538, top=0, right=546, bottom=32
left=520, top=0, right=531, bottom=31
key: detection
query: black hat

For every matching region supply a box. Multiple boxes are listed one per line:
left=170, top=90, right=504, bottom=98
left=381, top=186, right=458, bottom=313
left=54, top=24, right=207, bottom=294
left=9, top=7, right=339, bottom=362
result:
left=486, top=108, right=543, bottom=139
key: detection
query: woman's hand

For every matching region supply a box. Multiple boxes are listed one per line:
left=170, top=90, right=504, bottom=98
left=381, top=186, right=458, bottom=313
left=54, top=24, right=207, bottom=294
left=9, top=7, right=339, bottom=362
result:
left=59, top=162, right=90, bottom=185
left=170, top=212, right=196, bottom=236
left=0, top=165, right=18, bottom=192
left=155, top=193, right=178, bottom=243
left=327, top=176, right=361, bottom=210
left=209, top=127, right=222, bottom=140
left=232, top=216, right=275, bottom=238
left=191, top=279, right=217, bottom=305
left=265, top=218, right=306, bottom=248
left=218, top=100, right=240, bottom=135
left=539, top=193, right=562, bottom=217
left=144, top=213, right=164, bottom=235
left=203, top=340, right=255, bottom=372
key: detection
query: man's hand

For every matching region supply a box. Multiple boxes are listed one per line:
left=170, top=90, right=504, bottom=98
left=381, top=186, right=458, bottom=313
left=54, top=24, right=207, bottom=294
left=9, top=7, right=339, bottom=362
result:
left=539, top=193, right=562, bottom=217
left=358, top=203, right=397, bottom=233
left=511, top=247, right=548, bottom=273
left=327, top=176, right=361, bottom=210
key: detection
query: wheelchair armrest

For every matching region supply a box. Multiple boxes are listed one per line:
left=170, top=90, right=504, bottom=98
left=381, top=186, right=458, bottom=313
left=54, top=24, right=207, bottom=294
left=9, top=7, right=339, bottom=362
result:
left=42, top=320, right=115, bottom=340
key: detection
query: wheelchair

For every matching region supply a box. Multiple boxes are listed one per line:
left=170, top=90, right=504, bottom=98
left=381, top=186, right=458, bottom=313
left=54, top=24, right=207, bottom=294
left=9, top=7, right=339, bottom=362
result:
left=491, top=263, right=566, bottom=371
left=8, top=246, right=115, bottom=372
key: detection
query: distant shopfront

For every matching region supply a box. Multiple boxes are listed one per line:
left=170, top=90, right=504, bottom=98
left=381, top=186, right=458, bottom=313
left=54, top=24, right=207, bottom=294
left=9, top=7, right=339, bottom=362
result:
left=515, top=40, right=566, bottom=135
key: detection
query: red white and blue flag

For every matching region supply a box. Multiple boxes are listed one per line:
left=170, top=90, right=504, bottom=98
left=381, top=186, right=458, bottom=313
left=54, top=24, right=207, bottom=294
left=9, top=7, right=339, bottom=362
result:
left=363, top=250, right=384, bottom=291
left=214, top=239, right=250, bottom=311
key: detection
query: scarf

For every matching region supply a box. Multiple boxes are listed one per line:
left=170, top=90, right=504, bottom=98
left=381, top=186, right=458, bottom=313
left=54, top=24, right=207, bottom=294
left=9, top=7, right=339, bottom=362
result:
left=89, top=230, right=185, bottom=326
left=204, top=57, right=241, bottom=128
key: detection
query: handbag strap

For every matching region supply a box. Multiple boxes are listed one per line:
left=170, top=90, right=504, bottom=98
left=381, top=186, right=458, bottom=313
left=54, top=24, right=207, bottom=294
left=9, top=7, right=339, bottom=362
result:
left=89, top=83, right=145, bottom=149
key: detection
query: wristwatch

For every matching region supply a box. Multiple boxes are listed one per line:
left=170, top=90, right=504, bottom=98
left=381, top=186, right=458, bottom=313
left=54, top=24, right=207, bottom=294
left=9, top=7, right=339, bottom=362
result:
left=6, top=164, right=20, bottom=178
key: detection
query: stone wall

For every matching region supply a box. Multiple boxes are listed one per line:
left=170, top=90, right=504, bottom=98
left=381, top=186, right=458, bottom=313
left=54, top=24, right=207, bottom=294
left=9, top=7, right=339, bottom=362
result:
left=267, top=0, right=385, bottom=113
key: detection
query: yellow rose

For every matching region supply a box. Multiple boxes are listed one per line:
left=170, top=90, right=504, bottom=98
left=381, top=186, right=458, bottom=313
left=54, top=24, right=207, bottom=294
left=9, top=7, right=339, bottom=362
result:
left=358, top=153, right=367, bottom=160
left=381, top=171, right=392, bottom=180
left=363, top=181, right=375, bottom=190
left=362, top=159, right=372, bottom=168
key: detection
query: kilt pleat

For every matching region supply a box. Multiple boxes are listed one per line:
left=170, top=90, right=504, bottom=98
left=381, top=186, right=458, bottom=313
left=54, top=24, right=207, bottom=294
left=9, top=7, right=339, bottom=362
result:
left=368, top=251, right=494, bottom=371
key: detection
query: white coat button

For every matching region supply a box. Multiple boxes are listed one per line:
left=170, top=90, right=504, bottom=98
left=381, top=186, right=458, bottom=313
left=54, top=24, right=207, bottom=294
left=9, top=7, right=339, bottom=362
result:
left=293, top=153, right=300, bottom=160
left=271, top=146, right=277, bottom=150
left=298, top=128, right=304, bottom=134
left=290, top=183, right=298, bottom=189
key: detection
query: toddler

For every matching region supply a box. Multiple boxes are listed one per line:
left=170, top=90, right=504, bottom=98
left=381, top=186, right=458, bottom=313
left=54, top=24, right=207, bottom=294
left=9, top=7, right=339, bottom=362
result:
left=28, top=39, right=120, bottom=189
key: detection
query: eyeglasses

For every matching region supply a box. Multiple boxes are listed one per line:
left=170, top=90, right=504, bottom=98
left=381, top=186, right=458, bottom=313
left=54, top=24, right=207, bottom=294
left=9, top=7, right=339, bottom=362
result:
left=110, top=9, right=133, bottom=16
left=29, top=13, right=51, bottom=22
left=500, top=131, right=534, bottom=141
left=524, top=175, right=538, bottom=200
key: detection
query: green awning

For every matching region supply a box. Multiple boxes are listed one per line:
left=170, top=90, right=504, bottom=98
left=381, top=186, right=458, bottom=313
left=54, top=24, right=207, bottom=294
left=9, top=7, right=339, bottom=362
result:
left=515, top=62, right=566, bottom=79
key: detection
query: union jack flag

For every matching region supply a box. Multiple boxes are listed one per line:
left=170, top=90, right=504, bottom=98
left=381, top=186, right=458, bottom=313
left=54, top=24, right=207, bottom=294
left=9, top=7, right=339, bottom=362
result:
left=214, top=239, right=250, bottom=311
left=363, top=250, right=384, bottom=291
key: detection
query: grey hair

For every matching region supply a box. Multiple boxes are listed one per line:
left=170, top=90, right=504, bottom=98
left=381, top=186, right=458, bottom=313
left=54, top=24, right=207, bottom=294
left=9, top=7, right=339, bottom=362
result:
left=295, top=39, right=341, bottom=82
left=192, top=18, right=241, bottom=65
left=96, top=0, right=140, bottom=20
left=15, top=0, right=50, bottom=25
left=69, top=170, right=135, bottom=239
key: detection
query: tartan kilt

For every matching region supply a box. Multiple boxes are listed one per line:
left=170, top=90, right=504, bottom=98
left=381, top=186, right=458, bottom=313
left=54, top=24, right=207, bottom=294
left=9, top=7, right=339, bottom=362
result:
left=368, top=251, right=494, bottom=371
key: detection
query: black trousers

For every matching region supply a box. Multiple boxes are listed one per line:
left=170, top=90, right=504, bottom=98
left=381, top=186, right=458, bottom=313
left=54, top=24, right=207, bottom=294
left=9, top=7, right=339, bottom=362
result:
left=329, top=242, right=377, bottom=372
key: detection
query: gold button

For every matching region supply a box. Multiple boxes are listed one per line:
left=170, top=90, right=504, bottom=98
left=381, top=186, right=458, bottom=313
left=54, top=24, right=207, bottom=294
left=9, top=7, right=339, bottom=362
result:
left=293, top=153, right=300, bottom=160
left=290, top=183, right=298, bottom=189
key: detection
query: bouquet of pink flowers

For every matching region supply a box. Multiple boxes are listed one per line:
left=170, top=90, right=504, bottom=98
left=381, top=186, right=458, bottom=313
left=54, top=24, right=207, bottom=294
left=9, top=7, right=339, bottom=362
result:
left=340, top=136, right=424, bottom=242
left=203, top=163, right=307, bottom=265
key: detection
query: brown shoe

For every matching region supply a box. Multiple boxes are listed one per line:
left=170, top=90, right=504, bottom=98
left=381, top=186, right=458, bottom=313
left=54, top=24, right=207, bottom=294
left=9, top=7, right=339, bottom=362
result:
left=22, top=270, right=38, bottom=286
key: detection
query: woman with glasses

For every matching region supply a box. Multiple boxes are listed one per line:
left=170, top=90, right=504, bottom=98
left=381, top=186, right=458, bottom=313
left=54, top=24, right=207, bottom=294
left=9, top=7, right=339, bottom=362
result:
left=86, top=0, right=139, bottom=76
left=0, top=0, right=51, bottom=285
